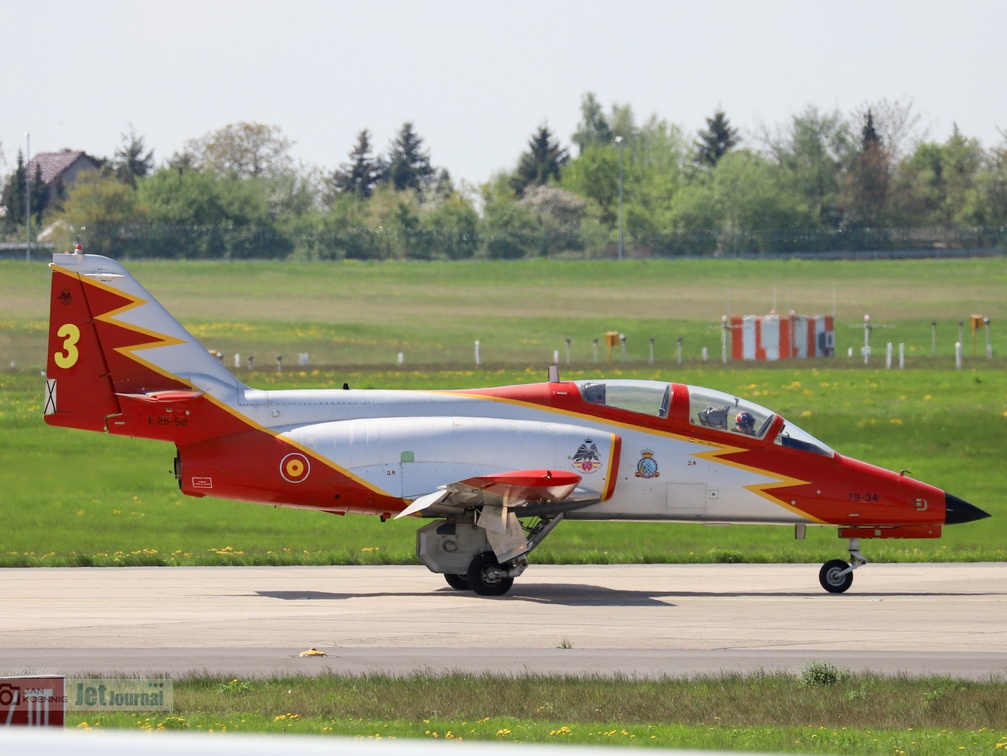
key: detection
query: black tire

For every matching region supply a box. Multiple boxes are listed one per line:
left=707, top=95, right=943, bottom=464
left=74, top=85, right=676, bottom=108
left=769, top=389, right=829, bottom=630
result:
left=466, top=551, right=514, bottom=596
left=444, top=573, right=470, bottom=591
left=819, top=559, right=854, bottom=594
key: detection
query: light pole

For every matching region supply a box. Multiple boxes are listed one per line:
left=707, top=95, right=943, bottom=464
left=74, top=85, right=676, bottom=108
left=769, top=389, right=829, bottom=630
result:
left=615, top=135, right=624, bottom=261
left=25, top=132, right=30, bottom=261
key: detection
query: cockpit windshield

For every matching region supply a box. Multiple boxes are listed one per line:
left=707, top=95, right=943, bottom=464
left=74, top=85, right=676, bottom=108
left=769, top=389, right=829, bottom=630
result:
left=687, top=386, right=774, bottom=439
left=576, top=380, right=670, bottom=418
left=775, top=420, right=834, bottom=456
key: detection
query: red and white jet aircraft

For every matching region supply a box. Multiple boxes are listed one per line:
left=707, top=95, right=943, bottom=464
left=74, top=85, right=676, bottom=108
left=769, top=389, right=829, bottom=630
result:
left=44, top=251, right=989, bottom=595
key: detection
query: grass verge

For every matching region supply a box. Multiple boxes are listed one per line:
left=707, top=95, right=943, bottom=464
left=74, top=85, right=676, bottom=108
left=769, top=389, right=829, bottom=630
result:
left=67, top=669, right=1007, bottom=753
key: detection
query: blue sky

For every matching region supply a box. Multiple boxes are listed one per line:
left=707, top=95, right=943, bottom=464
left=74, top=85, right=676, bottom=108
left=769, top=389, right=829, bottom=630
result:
left=3, top=0, right=1004, bottom=185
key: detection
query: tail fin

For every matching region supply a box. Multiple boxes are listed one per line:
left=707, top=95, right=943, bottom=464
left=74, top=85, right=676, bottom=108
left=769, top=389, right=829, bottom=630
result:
left=45, top=251, right=243, bottom=434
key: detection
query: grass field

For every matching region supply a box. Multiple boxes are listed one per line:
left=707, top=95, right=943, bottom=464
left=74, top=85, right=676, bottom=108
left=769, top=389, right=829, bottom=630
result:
left=67, top=669, right=1007, bottom=752
left=3, top=256, right=1006, bottom=369
left=1, top=256, right=1004, bottom=567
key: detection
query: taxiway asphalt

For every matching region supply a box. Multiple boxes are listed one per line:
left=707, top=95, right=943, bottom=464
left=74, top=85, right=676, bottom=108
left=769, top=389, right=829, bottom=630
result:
left=0, top=563, right=1004, bottom=679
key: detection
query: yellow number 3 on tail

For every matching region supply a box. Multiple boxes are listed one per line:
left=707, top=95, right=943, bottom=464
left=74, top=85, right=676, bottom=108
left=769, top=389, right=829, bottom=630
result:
left=54, top=323, right=81, bottom=369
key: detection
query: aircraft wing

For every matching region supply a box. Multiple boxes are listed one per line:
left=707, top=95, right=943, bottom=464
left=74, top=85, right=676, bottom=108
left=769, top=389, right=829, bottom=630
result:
left=395, top=468, right=594, bottom=519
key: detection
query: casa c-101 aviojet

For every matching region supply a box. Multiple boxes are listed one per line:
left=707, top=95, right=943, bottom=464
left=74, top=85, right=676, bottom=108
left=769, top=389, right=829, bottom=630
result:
left=43, top=250, right=990, bottom=595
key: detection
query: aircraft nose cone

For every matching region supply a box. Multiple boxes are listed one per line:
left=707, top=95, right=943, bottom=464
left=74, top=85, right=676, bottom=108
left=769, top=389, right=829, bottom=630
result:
left=944, top=493, right=991, bottom=525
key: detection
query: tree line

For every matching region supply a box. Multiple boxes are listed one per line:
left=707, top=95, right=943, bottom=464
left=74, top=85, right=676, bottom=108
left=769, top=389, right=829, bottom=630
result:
left=2, top=95, right=1006, bottom=260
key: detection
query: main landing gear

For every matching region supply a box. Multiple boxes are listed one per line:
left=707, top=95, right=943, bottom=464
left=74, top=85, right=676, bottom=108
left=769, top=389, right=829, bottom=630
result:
left=465, top=551, right=516, bottom=596
left=442, top=557, right=517, bottom=596
left=419, top=513, right=563, bottom=596
left=818, top=538, right=868, bottom=594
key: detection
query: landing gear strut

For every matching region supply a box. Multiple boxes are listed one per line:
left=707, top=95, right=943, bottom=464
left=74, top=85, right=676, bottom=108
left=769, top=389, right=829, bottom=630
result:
left=418, top=514, right=564, bottom=597
left=818, top=538, right=868, bottom=594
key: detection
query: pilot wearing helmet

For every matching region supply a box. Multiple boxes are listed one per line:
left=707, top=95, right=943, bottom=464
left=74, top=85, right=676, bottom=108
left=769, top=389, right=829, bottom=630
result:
left=735, top=411, right=757, bottom=435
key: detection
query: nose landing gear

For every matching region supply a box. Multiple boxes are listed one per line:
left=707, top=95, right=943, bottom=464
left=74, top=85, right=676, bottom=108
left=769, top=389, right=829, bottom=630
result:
left=819, top=538, right=868, bottom=594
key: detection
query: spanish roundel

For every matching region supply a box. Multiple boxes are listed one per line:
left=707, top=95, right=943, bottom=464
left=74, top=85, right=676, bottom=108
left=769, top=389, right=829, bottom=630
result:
left=280, top=452, right=311, bottom=483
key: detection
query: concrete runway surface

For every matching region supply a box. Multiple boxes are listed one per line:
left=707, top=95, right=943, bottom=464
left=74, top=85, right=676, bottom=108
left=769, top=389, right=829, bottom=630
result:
left=0, top=563, right=1004, bottom=679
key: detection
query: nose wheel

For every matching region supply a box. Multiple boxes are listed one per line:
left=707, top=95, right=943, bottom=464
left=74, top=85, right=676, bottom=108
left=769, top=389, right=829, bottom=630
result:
left=819, top=538, right=868, bottom=594
left=819, top=559, right=853, bottom=593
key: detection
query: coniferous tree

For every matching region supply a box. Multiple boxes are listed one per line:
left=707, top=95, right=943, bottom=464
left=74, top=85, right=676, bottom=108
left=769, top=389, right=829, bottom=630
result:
left=696, top=110, right=739, bottom=167
left=0, top=151, right=46, bottom=227
left=29, top=163, right=49, bottom=223
left=510, top=125, right=569, bottom=196
left=843, top=109, right=890, bottom=228
left=331, top=129, right=382, bottom=198
left=2, top=150, right=27, bottom=227
left=383, top=122, right=435, bottom=192
left=861, top=110, right=881, bottom=147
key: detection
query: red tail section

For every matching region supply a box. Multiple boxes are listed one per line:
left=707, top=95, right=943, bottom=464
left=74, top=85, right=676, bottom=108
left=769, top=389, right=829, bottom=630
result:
left=44, top=252, right=245, bottom=441
left=44, top=265, right=122, bottom=432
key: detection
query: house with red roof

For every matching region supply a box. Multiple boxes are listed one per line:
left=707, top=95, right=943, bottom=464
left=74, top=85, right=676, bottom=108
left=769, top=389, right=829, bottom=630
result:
left=26, top=149, right=101, bottom=207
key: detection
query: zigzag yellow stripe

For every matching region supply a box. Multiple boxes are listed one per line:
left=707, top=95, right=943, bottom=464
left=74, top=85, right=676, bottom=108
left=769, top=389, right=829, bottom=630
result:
left=690, top=442, right=825, bottom=523
left=56, top=264, right=191, bottom=389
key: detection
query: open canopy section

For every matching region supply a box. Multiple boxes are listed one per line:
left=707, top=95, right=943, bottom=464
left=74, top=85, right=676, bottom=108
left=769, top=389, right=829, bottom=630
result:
left=577, top=379, right=671, bottom=418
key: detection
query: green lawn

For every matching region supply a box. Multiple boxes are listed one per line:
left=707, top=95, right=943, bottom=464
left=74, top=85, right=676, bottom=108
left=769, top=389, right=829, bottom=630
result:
left=4, top=256, right=1006, bottom=369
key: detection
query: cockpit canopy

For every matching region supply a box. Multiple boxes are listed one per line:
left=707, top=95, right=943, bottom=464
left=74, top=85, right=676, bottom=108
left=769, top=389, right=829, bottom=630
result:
left=578, top=379, right=670, bottom=418
left=687, top=385, right=833, bottom=456
left=575, top=379, right=833, bottom=457
left=688, top=386, right=774, bottom=438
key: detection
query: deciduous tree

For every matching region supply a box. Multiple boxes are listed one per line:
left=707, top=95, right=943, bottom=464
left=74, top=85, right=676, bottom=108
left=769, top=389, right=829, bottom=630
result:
left=423, top=195, right=479, bottom=260
left=179, top=122, right=295, bottom=179
left=113, top=127, right=155, bottom=188
left=891, top=127, right=985, bottom=229
left=760, top=106, right=853, bottom=229
left=968, top=130, right=1007, bottom=229
left=56, top=172, right=141, bottom=256
left=137, top=168, right=290, bottom=259
left=571, top=92, right=614, bottom=154
left=518, top=185, right=588, bottom=256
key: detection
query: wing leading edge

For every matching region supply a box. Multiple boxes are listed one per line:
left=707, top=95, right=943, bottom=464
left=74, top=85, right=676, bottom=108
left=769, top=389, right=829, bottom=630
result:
left=395, top=468, right=591, bottom=520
